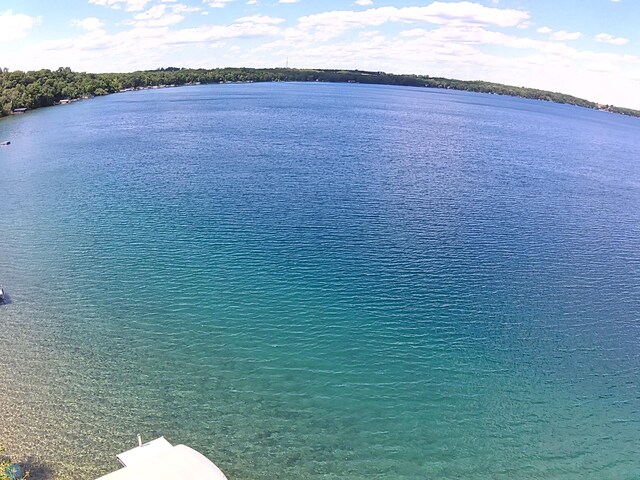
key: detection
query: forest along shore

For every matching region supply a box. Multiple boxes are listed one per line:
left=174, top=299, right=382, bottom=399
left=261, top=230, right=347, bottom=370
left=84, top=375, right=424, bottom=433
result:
left=1, top=66, right=639, bottom=119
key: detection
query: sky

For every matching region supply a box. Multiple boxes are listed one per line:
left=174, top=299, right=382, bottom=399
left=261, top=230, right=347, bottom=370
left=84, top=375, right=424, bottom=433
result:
left=1, top=0, right=639, bottom=108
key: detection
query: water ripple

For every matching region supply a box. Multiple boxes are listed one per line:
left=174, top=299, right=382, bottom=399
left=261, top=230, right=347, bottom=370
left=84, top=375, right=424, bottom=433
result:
left=1, top=83, right=639, bottom=479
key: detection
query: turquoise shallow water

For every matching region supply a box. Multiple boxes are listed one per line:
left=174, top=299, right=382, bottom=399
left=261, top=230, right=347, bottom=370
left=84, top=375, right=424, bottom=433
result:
left=1, top=83, right=640, bottom=479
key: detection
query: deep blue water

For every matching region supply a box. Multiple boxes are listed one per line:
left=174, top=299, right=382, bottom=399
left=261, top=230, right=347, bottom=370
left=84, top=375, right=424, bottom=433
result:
left=1, top=82, right=639, bottom=479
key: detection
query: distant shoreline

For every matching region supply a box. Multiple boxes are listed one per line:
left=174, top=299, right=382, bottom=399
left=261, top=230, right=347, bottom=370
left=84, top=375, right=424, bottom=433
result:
left=1, top=67, right=639, bottom=119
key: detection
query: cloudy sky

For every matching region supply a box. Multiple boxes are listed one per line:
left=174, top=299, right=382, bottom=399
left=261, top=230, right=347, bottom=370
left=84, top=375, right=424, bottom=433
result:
left=1, top=0, right=639, bottom=108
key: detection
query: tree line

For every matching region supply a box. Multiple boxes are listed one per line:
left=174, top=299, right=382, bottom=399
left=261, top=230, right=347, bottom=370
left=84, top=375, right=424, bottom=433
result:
left=1, top=66, right=638, bottom=118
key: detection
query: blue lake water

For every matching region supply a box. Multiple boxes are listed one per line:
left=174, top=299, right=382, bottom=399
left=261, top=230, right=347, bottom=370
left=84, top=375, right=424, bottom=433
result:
left=1, top=82, right=639, bottom=479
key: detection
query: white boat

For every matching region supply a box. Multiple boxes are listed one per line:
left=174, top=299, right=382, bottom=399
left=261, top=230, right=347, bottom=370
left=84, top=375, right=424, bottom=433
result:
left=0, top=141, right=10, bottom=146
left=96, top=436, right=228, bottom=480
left=0, top=287, right=4, bottom=303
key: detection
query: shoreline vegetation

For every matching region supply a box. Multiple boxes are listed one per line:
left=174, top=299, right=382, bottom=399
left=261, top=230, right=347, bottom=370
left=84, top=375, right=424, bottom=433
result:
left=0, top=444, right=29, bottom=480
left=1, top=66, right=639, bottom=119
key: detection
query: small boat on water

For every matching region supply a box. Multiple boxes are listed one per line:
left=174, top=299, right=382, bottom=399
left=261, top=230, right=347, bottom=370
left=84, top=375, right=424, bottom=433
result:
left=0, top=287, right=4, bottom=303
left=0, top=141, right=10, bottom=146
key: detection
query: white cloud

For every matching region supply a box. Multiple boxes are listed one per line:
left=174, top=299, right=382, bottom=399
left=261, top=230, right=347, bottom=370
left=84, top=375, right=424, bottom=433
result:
left=71, top=17, right=105, bottom=31
left=273, top=25, right=640, bottom=106
left=279, top=0, right=300, bottom=3
left=396, top=25, right=572, bottom=55
left=291, top=2, right=529, bottom=42
left=234, top=14, right=285, bottom=25
left=398, top=28, right=426, bottom=37
left=0, top=9, right=40, bottom=43
left=128, top=14, right=185, bottom=27
left=538, top=27, right=583, bottom=42
left=301, top=2, right=528, bottom=30
left=89, top=0, right=152, bottom=11
left=171, top=3, right=201, bottom=13
left=595, top=33, right=629, bottom=46
left=5, top=0, right=640, bottom=109
left=134, top=4, right=169, bottom=19
left=88, top=0, right=122, bottom=9
left=356, top=0, right=373, bottom=5
left=120, top=4, right=186, bottom=27
left=549, top=30, right=581, bottom=41
left=35, top=13, right=283, bottom=63
left=204, top=0, right=235, bottom=7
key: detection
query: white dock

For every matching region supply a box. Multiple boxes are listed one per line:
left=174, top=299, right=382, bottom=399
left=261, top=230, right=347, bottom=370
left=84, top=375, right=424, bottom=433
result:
left=97, top=437, right=228, bottom=480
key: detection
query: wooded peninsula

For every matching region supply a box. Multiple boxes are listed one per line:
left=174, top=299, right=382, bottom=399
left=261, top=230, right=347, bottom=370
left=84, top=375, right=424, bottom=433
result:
left=1, top=66, right=638, bottom=118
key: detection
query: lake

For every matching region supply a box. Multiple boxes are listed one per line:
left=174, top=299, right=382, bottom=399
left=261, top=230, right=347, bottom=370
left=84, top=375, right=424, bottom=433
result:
left=0, top=82, right=639, bottom=479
